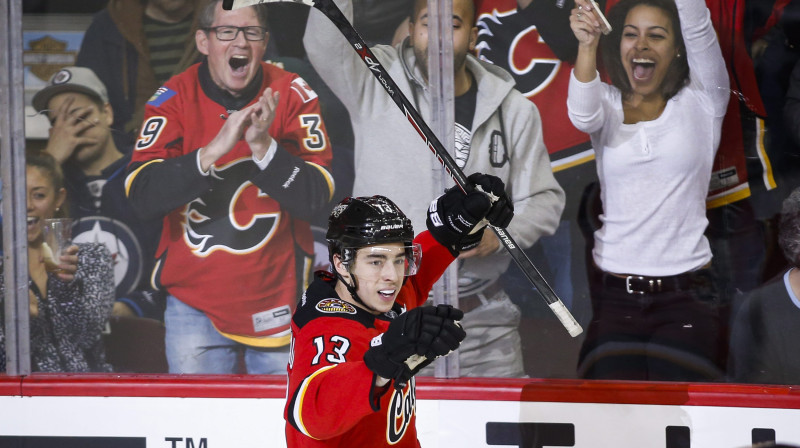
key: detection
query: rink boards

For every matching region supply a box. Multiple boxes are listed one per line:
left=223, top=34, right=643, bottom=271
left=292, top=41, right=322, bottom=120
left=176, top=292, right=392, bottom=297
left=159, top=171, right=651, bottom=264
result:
left=1, top=375, right=799, bottom=447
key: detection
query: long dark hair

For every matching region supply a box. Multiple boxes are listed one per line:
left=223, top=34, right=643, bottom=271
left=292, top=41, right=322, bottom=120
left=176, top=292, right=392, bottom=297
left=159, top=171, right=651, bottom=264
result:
left=600, top=0, right=689, bottom=101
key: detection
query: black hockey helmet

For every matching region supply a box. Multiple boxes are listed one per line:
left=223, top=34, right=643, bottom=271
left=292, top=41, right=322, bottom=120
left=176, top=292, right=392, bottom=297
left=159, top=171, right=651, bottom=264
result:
left=327, top=195, right=414, bottom=248
left=326, top=196, right=420, bottom=313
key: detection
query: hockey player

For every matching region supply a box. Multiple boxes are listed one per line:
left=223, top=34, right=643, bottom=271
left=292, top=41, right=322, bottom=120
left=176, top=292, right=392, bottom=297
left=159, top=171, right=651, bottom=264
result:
left=285, top=173, right=513, bottom=447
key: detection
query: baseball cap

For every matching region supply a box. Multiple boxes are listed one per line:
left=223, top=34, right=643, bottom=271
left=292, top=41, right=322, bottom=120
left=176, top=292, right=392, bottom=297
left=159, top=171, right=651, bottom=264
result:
left=32, top=66, right=109, bottom=112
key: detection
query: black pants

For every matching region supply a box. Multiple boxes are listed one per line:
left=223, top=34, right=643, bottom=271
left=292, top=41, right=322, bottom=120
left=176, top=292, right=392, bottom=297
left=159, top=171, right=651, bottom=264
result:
left=578, top=264, right=729, bottom=382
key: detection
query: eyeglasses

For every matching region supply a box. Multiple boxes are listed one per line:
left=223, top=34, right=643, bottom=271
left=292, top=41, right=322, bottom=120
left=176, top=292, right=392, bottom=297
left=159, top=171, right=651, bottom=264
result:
left=203, top=26, right=267, bottom=41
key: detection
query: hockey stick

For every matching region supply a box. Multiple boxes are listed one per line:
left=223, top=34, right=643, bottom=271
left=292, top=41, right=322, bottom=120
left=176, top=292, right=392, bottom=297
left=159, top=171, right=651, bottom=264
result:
left=223, top=0, right=582, bottom=337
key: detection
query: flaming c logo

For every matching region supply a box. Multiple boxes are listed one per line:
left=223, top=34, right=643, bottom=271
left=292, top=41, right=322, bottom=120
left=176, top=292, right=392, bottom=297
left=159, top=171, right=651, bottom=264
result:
left=184, top=159, right=279, bottom=256
left=475, top=8, right=561, bottom=97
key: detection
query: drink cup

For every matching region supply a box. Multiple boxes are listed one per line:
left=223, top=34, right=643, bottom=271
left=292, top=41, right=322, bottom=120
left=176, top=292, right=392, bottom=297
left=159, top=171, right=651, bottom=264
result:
left=41, top=218, right=73, bottom=272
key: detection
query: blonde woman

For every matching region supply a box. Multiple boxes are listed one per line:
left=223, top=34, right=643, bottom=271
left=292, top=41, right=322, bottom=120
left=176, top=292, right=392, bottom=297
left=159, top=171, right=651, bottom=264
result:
left=0, top=152, right=114, bottom=372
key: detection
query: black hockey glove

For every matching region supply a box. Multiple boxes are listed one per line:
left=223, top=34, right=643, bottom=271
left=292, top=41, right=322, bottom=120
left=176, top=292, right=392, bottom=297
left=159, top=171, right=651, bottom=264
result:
left=426, top=173, right=514, bottom=256
left=471, top=173, right=514, bottom=229
left=416, top=304, right=466, bottom=359
left=393, top=305, right=467, bottom=388
left=364, top=305, right=467, bottom=390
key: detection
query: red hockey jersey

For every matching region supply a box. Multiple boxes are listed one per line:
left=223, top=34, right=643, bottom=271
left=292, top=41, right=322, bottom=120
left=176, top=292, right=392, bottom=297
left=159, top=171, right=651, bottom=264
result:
left=285, top=231, right=454, bottom=447
left=126, top=61, right=333, bottom=344
left=704, top=0, right=776, bottom=207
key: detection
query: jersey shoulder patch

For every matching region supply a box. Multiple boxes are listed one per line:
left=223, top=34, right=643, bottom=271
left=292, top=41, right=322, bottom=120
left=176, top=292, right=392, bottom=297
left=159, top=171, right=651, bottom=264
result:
left=147, top=87, right=177, bottom=107
left=315, top=298, right=357, bottom=315
left=289, top=76, right=318, bottom=103
left=294, top=293, right=378, bottom=330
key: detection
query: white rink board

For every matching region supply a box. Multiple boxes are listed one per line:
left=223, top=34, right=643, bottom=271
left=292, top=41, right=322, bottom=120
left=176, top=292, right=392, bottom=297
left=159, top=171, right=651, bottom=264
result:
left=1, top=395, right=800, bottom=447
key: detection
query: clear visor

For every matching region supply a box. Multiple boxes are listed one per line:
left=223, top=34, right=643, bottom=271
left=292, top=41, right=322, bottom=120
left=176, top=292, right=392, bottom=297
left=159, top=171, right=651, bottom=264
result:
left=346, top=243, right=422, bottom=277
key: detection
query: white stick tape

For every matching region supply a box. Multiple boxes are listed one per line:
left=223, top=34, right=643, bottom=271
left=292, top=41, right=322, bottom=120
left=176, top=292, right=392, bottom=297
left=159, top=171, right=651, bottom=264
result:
left=549, top=302, right=583, bottom=337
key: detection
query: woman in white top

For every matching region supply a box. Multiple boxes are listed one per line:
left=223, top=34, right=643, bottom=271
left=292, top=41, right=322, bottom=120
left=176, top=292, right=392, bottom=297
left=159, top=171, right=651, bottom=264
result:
left=568, top=0, right=729, bottom=380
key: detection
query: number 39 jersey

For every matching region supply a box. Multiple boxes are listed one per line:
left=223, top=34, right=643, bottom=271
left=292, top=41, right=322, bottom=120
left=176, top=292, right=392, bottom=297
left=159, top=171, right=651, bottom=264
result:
left=284, top=231, right=454, bottom=447
left=126, top=61, right=333, bottom=342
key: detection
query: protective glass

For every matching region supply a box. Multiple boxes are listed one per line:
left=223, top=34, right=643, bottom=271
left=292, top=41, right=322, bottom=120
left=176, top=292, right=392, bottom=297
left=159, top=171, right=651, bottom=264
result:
left=205, top=26, right=267, bottom=41
left=347, top=243, right=422, bottom=277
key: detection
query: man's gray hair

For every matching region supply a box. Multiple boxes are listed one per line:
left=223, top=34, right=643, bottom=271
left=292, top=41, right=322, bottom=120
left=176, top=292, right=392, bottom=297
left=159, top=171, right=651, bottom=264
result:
left=779, top=187, right=800, bottom=267
left=198, top=0, right=269, bottom=30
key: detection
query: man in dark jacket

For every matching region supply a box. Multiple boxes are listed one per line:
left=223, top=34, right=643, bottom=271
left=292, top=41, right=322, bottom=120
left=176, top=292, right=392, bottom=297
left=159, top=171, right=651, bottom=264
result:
left=77, top=0, right=202, bottom=150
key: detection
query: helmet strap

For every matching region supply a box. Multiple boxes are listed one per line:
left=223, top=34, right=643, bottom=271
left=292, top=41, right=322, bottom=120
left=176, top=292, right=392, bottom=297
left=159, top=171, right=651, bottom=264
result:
left=339, top=270, right=383, bottom=314
left=333, top=253, right=383, bottom=314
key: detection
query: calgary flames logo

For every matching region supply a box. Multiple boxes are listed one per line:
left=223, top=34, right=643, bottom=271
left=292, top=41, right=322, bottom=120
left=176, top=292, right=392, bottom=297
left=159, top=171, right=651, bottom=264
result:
left=475, top=8, right=560, bottom=97
left=184, top=159, right=279, bottom=256
left=386, top=379, right=416, bottom=444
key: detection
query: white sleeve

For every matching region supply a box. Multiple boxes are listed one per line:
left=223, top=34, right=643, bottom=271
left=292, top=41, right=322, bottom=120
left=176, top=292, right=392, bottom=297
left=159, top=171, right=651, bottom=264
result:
left=196, top=148, right=211, bottom=176
left=252, top=139, right=278, bottom=170
left=567, top=69, right=606, bottom=134
left=678, top=0, right=730, bottom=117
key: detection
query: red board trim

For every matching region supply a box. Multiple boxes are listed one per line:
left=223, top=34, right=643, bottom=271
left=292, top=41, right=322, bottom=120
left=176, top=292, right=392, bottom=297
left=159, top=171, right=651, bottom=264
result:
left=2, top=375, right=799, bottom=409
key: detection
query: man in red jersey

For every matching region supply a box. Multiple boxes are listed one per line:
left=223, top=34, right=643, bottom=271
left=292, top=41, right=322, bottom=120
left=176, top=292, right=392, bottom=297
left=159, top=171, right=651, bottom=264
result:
left=285, top=174, right=513, bottom=447
left=125, top=0, right=334, bottom=373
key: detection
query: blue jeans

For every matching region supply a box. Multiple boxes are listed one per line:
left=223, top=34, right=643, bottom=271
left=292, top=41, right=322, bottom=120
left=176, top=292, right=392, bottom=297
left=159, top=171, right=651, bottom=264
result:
left=164, top=295, right=290, bottom=374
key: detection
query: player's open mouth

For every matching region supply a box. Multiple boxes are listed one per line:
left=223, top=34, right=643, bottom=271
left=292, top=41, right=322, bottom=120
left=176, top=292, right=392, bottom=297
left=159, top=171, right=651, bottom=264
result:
left=378, top=289, right=396, bottom=299
left=632, top=58, right=656, bottom=81
left=27, top=216, right=39, bottom=230
left=229, top=55, right=250, bottom=74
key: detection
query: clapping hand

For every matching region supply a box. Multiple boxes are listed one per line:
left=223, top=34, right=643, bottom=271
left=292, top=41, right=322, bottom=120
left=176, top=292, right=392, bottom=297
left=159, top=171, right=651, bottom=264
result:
left=199, top=88, right=280, bottom=170
left=244, top=87, right=280, bottom=160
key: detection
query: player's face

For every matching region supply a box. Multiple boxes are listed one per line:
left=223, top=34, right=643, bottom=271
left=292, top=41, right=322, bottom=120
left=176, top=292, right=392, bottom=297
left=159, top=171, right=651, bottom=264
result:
left=349, top=243, right=407, bottom=314
left=408, top=0, right=478, bottom=81
left=26, top=166, right=65, bottom=244
left=195, top=3, right=268, bottom=97
left=619, top=4, right=678, bottom=101
left=47, top=92, right=113, bottom=167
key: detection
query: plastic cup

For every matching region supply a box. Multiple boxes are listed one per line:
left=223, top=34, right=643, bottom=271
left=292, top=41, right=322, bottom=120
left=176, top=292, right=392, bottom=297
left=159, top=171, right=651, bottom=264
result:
left=41, top=218, right=73, bottom=272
